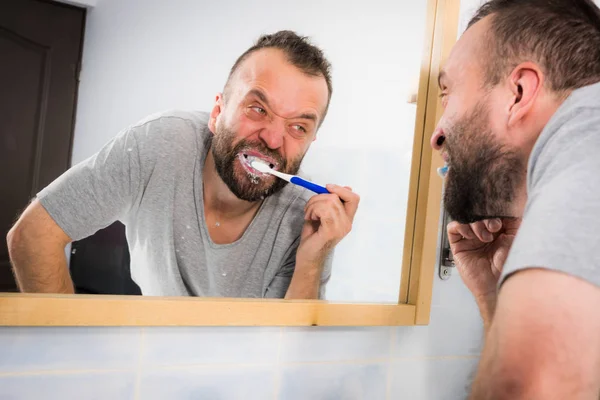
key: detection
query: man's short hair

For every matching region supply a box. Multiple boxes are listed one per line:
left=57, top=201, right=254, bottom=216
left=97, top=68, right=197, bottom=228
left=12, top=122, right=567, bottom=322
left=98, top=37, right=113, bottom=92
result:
left=468, top=0, right=600, bottom=94
left=224, top=30, right=333, bottom=120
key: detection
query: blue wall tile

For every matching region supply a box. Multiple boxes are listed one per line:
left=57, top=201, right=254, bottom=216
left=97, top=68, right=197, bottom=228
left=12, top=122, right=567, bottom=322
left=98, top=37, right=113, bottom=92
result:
left=139, top=365, right=275, bottom=400
left=393, top=305, right=483, bottom=358
left=390, top=357, right=479, bottom=400
left=280, top=327, right=391, bottom=363
left=0, top=371, right=135, bottom=400
left=141, top=327, right=281, bottom=367
left=278, top=362, right=388, bottom=400
left=0, top=328, right=141, bottom=373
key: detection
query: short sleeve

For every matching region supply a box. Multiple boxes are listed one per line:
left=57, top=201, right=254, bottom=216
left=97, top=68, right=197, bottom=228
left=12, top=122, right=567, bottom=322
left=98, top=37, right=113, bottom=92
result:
left=500, top=153, right=600, bottom=288
left=37, top=127, right=142, bottom=241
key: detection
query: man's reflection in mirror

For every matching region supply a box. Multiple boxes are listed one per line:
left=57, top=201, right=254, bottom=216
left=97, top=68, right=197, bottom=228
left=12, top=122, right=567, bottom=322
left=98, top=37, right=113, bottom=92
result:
left=7, top=31, right=360, bottom=299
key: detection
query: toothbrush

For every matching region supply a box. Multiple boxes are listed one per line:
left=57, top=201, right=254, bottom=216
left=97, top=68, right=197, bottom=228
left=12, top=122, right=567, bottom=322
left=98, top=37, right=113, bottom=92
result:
left=250, top=160, right=330, bottom=194
left=437, top=164, right=449, bottom=178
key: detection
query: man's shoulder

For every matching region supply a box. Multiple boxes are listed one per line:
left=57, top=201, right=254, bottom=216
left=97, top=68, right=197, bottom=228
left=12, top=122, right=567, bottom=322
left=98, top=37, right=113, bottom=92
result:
left=529, top=95, right=600, bottom=189
left=126, top=110, right=212, bottom=153
left=131, top=109, right=210, bottom=131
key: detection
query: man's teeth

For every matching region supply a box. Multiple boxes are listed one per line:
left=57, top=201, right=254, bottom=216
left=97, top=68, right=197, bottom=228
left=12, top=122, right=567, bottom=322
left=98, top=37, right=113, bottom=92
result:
left=242, top=154, right=274, bottom=169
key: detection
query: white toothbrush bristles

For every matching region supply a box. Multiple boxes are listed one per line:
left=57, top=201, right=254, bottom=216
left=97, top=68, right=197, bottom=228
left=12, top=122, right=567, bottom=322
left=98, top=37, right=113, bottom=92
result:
left=250, top=160, right=272, bottom=173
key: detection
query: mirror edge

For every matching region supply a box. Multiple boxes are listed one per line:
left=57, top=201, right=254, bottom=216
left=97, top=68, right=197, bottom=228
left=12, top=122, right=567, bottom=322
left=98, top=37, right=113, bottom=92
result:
left=403, top=0, right=461, bottom=325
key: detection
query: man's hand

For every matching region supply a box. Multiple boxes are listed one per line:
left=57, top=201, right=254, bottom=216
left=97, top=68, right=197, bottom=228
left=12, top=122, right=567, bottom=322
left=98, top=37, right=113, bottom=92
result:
left=447, top=217, right=521, bottom=328
left=297, top=185, right=360, bottom=264
left=284, top=185, right=359, bottom=299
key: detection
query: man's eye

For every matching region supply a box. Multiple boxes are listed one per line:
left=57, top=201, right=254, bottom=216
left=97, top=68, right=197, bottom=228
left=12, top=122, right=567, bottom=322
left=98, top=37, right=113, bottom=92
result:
left=252, top=106, right=267, bottom=115
left=292, top=125, right=307, bottom=133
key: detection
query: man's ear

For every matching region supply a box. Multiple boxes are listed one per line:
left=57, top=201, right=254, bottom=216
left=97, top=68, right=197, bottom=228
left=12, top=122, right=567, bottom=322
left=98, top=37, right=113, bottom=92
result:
left=208, top=93, right=224, bottom=134
left=507, top=62, right=543, bottom=128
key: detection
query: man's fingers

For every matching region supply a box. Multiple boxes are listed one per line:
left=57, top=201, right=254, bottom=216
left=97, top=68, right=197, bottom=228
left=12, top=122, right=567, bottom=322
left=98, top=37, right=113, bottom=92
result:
left=456, top=224, right=476, bottom=240
left=305, top=199, right=342, bottom=222
left=448, top=219, right=506, bottom=245
left=304, top=200, right=350, bottom=238
left=325, top=184, right=360, bottom=220
left=447, top=221, right=475, bottom=243
left=471, top=221, right=494, bottom=243
left=302, top=187, right=358, bottom=243
left=485, top=218, right=502, bottom=233
left=304, top=194, right=345, bottom=218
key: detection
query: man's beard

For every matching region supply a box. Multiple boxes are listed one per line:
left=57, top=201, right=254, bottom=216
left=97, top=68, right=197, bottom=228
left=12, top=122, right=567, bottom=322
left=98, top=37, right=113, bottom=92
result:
left=211, top=122, right=304, bottom=202
left=443, top=101, right=525, bottom=224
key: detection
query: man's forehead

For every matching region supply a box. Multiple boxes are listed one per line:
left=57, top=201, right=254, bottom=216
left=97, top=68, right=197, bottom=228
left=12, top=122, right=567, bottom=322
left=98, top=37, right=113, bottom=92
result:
left=231, top=48, right=329, bottom=118
left=442, top=16, right=491, bottom=84
left=235, top=48, right=285, bottom=80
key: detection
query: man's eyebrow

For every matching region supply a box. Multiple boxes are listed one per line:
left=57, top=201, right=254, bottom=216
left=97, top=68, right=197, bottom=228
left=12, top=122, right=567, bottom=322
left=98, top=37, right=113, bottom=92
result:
left=248, top=89, right=318, bottom=123
left=248, top=89, right=270, bottom=107
left=297, top=113, right=318, bottom=122
left=438, top=70, right=446, bottom=89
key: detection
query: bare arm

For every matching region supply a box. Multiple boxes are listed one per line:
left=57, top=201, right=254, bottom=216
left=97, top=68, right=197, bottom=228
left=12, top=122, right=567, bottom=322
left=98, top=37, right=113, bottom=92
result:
left=285, top=185, right=359, bottom=300
left=470, top=268, right=600, bottom=400
left=7, top=200, right=74, bottom=293
left=285, top=251, right=326, bottom=299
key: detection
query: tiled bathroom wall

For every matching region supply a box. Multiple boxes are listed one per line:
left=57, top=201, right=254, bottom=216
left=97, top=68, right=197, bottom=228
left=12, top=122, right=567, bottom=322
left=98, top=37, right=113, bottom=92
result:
left=0, top=272, right=484, bottom=399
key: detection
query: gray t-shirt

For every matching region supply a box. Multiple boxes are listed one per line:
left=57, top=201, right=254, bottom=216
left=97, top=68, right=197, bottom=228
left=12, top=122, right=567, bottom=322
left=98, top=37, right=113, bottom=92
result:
left=501, top=82, right=600, bottom=288
left=37, top=110, right=332, bottom=298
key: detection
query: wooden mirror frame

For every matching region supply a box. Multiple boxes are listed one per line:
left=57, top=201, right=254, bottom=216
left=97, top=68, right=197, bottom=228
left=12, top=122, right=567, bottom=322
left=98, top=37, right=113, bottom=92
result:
left=0, top=0, right=460, bottom=326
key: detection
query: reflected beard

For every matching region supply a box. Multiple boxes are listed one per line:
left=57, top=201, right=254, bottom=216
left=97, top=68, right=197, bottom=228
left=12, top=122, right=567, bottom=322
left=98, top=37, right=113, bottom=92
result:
left=211, top=123, right=304, bottom=202
left=443, top=102, right=525, bottom=224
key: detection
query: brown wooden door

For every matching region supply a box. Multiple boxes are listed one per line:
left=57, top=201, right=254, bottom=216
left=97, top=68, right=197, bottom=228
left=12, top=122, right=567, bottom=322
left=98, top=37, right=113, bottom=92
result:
left=0, top=0, right=85, bottom=291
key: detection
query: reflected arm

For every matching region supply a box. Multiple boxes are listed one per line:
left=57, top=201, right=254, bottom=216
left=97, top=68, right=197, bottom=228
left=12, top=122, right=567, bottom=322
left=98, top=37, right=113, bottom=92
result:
left=284, top=257, right=324, bottom=300
left=7, top=200, right=74, bottom=293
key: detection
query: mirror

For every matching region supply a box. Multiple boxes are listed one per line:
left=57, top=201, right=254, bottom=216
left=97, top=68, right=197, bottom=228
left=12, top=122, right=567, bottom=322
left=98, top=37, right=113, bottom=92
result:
left=2, top=0, right=432, bottom=303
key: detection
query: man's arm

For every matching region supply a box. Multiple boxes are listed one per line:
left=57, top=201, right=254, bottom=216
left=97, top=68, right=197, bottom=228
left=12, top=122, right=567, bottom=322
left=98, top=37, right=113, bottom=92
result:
left=471, top=268, right=600, bottom=400
left=285, top=185, right=359, bottom=300
left=7, top=120, right=152, bottom=293
left=7, top=200, right=74, bottom=293
left=284, top=251, right=331, bottom=300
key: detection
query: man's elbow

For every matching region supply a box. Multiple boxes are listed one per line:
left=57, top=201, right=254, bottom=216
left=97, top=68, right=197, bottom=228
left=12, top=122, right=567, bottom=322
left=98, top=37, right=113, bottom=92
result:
left=6, top=221, right=23, bottom=258
left=7, top=211, right=45, bottom=261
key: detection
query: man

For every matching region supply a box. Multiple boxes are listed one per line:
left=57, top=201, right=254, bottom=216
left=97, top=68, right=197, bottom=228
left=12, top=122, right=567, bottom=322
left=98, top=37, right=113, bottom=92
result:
left=7, top=31, right=360, bottom=299
left=430, top=0, right=600, bottom=398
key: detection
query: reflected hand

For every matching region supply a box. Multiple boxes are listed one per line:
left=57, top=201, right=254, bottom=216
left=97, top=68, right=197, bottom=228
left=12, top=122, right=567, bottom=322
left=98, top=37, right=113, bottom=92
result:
left=447, top=217, right=521, bottom=324
left=297, top=185, right=360, bottom=265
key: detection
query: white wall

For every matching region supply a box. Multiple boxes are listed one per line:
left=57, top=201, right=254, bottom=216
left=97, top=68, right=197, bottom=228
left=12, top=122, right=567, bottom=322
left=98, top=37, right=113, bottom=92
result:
left=71, top=0, right=429, bottom=302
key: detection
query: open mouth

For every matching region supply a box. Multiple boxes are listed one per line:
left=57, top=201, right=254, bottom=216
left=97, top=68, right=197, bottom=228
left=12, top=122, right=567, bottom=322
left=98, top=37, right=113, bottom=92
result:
left=238, top=152, right=278, bottom=176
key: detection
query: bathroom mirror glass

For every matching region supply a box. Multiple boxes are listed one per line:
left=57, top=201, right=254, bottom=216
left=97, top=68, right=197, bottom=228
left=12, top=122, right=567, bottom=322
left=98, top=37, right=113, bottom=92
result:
left=1, top=0, right=432, bottom=303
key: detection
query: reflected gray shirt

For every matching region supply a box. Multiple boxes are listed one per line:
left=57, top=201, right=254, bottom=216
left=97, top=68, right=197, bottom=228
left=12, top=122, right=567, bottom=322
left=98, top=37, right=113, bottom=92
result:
left=501, top=82, right=600, bottom=288
left=38, top=110, right=332, bottom=298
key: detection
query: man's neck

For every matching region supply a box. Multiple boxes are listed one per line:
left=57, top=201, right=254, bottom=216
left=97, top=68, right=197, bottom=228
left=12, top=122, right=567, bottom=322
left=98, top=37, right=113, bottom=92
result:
left=519, top=90, right=570, bottom=156
left=510, top=90, right=570, bottom=218
left=202, top=148, right=262, bottom=220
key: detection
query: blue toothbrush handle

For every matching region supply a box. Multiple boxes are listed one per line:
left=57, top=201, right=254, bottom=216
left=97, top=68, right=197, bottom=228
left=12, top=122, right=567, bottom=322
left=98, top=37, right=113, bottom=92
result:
left=290, top=176, right=330, bottom=194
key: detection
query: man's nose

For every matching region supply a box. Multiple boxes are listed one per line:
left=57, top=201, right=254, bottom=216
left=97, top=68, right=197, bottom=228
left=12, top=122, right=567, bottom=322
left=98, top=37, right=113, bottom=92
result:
left=259, top=123, right=284, bottom=149
left=430, top=127, right=445, bottom=151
